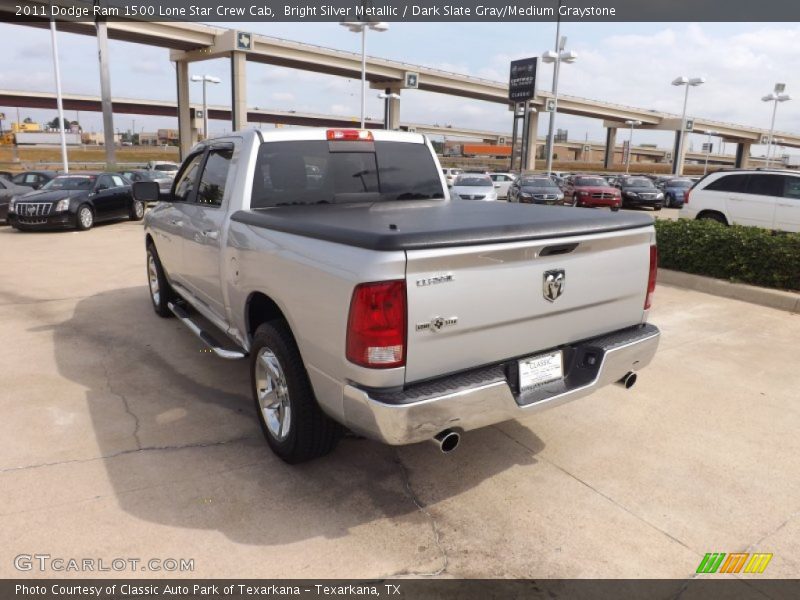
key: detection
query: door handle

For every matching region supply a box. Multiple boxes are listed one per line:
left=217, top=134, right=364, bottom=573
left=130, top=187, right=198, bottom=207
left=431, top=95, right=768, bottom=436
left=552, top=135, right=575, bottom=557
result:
left=777, top=203, right=793, bottom=207
left=202, top=229, right=219, bottom=240
left=170, top=219, right=184, bottom=226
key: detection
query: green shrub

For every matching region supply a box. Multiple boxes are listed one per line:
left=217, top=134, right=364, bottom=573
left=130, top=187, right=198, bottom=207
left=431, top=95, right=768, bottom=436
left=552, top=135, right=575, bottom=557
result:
left=654, top=219, right=800, bottom=291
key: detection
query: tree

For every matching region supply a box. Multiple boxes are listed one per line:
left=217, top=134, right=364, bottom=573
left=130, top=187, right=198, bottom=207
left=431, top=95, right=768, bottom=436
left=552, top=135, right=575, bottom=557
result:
left=48, top=116, right=70, bottom=130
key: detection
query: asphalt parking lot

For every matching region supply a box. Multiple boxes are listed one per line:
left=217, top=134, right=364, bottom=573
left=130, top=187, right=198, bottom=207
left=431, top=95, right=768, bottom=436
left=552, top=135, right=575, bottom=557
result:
left=1, top=219, right=798, bottom=580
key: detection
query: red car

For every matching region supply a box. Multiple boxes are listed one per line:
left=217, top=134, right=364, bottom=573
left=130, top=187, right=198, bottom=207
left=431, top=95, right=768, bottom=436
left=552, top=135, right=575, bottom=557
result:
left=563, top=175, right=622, bottom=211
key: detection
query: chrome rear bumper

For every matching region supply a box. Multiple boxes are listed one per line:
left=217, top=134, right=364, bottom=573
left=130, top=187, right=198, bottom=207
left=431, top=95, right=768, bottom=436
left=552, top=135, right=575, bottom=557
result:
left=342, top=323, right=660, bottom=445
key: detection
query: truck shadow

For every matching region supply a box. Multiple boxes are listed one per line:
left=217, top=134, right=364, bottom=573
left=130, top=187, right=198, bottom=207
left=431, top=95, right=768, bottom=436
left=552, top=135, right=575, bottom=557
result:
left=51, top=286, right=545, bottom=546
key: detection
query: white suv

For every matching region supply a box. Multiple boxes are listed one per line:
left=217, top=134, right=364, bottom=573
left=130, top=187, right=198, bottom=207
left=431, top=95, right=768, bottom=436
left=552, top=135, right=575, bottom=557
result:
left=680, top=169, right=800, bottom=233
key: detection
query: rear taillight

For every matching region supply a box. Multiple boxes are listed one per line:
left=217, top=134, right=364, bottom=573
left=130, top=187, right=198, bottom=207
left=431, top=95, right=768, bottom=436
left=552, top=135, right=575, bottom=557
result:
left=346, top=280, right=406, bottom=369
left=684, top=188, right=691, bottom=204
left=327, top=129, right=374, bottom=141
left=645, top=245, right=658, bottom=310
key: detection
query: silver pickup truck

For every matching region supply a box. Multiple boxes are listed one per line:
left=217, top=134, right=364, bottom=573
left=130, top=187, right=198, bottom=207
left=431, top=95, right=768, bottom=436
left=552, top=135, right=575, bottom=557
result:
left=133, top=128, right=660, bottom=463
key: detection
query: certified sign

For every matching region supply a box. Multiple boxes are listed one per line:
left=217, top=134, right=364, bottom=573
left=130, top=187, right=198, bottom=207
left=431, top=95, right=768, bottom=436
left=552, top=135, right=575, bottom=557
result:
left=509, top=57, right=538, bottom=102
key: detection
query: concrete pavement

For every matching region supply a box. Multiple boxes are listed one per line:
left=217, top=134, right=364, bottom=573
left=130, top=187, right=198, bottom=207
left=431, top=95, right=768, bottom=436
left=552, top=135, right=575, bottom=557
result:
left=1, top=221, right=797, bottom=579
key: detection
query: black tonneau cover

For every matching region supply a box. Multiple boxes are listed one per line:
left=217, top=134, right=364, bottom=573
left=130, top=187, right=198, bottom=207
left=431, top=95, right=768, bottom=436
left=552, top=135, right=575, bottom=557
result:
left=230, top=201, right=654, bottom=251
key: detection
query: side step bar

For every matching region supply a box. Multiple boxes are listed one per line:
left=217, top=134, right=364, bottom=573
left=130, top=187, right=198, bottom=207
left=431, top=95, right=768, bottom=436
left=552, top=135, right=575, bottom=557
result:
left=168, top=302, right=247, bottom=360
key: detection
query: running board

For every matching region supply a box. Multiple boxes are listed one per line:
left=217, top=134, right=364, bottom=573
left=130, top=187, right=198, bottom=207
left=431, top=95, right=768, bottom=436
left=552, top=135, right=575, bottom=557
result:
left=168, top=302, right=247, bottom=360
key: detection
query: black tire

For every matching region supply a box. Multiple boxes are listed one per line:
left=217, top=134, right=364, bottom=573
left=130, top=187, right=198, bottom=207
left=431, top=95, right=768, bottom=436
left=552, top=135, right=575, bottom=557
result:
left=75, top=204, right=94, bottom=231
left=665, top=193, right=673, bottom=208
left=611, top=206, right=620, bottom=212
left=654, top=205, right=662, bottom=212
left=130, top=199, right=145, bottom=221
left=251, top=320, right=341, bottom=464
left=146, top=242, right=176, bottom=318
left=572, top=194, right=579, bottom=207
left=697, top=211, right=728, bottom=225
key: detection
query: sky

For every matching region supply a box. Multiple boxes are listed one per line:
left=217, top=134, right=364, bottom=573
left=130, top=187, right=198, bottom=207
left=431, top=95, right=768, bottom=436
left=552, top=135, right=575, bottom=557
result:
left=0, top=19, right=798, bottom=157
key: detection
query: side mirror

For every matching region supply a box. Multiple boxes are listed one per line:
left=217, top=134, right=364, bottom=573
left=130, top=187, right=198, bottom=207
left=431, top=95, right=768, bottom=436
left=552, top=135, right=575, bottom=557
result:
left=132, top=181, right=161, bottom=203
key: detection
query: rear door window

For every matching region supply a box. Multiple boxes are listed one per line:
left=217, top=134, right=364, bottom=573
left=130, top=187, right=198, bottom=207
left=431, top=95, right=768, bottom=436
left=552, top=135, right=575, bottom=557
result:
left=783, top=176, right=800, bottom=199
left=705, top=174, right=749, bottom=193
left=251, top=140, right=443, bottom=208
left=745, top=174, right=783, bottom=197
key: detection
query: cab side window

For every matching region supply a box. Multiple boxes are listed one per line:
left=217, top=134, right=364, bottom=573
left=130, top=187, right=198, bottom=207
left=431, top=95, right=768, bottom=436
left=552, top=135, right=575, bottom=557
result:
left=706, top=174, right=748, bottom=193
left=173, top=153, right=204, bottom=203
left=196, top=148, right=233, bottom=207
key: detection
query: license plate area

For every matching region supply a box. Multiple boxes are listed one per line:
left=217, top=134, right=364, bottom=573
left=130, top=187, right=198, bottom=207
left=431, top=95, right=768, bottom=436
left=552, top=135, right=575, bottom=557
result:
left=518, top=350, right=564, bottom=391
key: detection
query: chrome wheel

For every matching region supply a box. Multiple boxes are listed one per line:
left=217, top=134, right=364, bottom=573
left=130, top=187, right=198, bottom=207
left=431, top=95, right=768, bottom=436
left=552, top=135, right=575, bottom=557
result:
left=79, top=206, right=93, bottom=229
left=147, top=252, right=160, bottom=306
left=255, top=347, right=292, bottom=441
left=134, top=201, right=144, bottom=219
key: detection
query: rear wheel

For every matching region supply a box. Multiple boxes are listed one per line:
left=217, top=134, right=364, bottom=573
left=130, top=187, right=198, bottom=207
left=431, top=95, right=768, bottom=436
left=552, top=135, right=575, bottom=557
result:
left=146, top=243, right=176, bottom=318
left=697, top=211, right=728, bottom=225
left=75, top=205, right=93, bottom=231
left=251, top=320, right=341, bottom=463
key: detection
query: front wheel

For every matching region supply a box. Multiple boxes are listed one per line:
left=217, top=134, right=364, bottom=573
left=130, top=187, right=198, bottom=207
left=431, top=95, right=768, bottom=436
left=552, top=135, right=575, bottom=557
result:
left=130, top=199, right=145, bottom=221
left=251, top=320, right=341, bottom=464
left=572, top=194, right=579, bottom=207
left=75, top=205, right=93, bottom=231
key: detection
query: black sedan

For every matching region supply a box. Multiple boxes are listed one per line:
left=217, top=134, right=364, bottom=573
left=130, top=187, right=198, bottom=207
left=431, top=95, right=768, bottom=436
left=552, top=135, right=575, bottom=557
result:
left=508, top=175, right=565, bottom=205
left=9, top=172, right=144, bottom=231
left=618, top=176, right=665, bottom=211
left=0, top=176, right=31, bottom=224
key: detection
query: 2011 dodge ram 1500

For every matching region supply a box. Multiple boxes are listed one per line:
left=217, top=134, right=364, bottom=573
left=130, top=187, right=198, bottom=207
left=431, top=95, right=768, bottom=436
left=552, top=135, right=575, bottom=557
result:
left=134, top=128, right=660, bottom=463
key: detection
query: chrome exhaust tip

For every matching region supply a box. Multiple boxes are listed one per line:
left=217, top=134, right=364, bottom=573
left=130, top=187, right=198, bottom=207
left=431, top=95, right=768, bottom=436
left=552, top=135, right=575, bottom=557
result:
left=618, top=371, right=638, bottom=389
left=431, top=430, right=460, bottom=453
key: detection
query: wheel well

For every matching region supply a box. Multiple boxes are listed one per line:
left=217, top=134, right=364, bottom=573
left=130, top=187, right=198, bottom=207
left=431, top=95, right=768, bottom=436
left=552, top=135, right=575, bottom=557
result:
left=145, top=233, right=154, bottom=249
left=246, top=292, right=288, bottom=341
left=697, top=210, right=728, bottom=224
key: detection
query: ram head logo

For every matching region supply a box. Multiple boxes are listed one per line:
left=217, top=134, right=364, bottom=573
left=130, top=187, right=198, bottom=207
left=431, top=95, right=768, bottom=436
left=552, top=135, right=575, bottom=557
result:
left=543, top=269, right=566, bottom=302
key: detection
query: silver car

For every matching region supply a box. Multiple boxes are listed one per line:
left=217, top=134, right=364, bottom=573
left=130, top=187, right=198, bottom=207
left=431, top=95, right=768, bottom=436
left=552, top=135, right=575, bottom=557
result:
left=450, top=174, right=498, bottom=201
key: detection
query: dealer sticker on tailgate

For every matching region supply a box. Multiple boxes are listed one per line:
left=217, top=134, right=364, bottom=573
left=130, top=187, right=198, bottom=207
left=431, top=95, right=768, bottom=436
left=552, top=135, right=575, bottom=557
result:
left=518, top=351, right=563, bottom=391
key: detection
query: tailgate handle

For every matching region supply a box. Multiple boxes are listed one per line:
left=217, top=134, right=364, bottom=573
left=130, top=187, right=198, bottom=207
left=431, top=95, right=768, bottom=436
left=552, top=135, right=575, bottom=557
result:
left=540, top=243, right=579, bottom=257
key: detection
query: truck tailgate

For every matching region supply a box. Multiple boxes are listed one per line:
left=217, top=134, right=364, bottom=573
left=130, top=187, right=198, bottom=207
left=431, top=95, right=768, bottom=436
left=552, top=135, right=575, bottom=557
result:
left=404, top=226, right=654, bottom=383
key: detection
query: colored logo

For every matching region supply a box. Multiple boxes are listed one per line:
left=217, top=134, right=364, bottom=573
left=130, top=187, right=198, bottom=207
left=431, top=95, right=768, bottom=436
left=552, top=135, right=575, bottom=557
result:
left=696, top=553, right=772, bottom=574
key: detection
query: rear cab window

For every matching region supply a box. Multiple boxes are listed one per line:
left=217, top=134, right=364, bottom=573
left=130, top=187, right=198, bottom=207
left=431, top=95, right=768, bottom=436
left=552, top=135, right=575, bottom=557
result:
left=250, top=140, right=444, bottom=208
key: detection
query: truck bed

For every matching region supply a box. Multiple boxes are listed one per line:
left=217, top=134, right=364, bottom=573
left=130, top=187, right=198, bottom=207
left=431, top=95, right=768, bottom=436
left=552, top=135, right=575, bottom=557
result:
left=231, top=201, right=654, bottom=251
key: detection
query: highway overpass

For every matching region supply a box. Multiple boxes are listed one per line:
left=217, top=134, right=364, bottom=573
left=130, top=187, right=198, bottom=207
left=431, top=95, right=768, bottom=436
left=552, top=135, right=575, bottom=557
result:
left=0, top=89, right=748, bottom=167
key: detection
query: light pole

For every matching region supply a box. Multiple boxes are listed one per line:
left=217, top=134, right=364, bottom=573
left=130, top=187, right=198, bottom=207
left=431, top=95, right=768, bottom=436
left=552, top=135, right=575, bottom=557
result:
left=377, top=91, right=400, bottom=130
left=703, top=130, right=718, bottom=175
left=340, top=20, right=389, bottom=129
left=542, top=34, right=578, bottom=175
left=624, top=119, right=641, bottom=174
left=672, top=76, right=705, bottom=175
left=191, top=75, right=221, bottom=140
left=49, top=18, right=68, bottom=173
left=762, top=84, right=790, bottom=168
